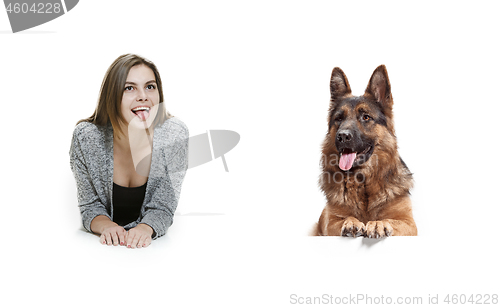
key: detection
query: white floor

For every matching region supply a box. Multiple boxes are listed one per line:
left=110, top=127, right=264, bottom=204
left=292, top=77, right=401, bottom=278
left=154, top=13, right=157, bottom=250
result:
left=3, top=212, right=496, bottom=308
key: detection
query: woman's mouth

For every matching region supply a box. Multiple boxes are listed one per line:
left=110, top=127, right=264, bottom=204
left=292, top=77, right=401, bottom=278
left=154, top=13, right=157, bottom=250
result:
left=131, top=106, right=150, bottom=121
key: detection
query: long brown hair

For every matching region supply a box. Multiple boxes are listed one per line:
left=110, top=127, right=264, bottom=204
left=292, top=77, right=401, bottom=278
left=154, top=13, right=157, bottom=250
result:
left=77, top=54, right=172, bottom=139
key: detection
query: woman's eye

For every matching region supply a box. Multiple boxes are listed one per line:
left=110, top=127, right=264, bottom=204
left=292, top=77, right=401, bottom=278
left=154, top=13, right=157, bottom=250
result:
left=146, top=84, right=156, bottom=90
left=125, top=86, right=134, bottom=91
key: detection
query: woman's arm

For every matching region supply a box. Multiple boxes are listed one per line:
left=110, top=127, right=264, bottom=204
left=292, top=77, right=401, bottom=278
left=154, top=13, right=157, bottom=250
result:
left=140, top=121, right=189, bottom=239
left=70, top=125, right=113, bottom=235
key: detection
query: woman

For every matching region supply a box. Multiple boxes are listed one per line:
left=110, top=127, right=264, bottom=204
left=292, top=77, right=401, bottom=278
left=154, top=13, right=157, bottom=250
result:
left=70, top=54, right=188, bottom=248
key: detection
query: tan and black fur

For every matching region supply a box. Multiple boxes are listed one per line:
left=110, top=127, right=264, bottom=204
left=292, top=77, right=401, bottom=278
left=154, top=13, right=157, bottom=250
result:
left=313, top=65, right=417, bottom=237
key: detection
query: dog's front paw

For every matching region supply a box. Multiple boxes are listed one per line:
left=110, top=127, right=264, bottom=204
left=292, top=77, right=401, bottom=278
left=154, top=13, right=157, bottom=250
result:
left=365, top=220, right=393, bottom=238
left=341, top=218, right=366, bottom=237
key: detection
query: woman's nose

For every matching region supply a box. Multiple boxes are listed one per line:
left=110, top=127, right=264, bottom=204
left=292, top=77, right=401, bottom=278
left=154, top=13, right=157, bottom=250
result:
left=136, top=88, right=148, bottom=101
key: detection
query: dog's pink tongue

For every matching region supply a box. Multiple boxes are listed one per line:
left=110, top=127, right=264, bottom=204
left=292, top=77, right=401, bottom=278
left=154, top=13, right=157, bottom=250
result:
left=339, top=152, right=356, bottom=171
left=135, top=110, right=149, bottom=121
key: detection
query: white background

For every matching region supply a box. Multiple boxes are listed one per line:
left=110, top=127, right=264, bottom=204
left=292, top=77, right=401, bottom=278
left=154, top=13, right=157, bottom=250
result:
left=1, top=1, right=499, bottom=307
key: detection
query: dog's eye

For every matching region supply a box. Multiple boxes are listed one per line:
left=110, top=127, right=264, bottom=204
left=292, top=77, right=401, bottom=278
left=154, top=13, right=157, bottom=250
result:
left=362, top=114, right=371, bottom=121
left=335, top=116, right=343, bottom=122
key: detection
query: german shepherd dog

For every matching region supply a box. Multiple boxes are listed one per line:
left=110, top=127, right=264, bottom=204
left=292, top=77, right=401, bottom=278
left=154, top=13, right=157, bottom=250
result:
left=313, top=65, right=417, bottom=237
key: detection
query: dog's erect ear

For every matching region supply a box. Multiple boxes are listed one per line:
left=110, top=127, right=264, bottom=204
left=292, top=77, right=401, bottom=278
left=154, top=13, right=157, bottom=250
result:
left=365, top=65, right=392, bottom=109
left=330, top=67, right=351, bottom=100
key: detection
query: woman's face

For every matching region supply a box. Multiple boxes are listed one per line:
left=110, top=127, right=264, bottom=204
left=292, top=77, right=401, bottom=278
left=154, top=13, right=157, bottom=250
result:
left=120, top=64, right=160, bottom=130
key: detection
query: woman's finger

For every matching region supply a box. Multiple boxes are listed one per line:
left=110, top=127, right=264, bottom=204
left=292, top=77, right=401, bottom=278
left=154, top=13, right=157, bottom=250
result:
left=143, top=236, right=152, bottom=248
left=104, top=232, right=112, bottom=246
left=129, top=232, right=140, bottom=249
left=111, top=231, right=119, bottom=246
left=126, top=231, right=136, bottom=248
left=137, top=235, right=146, bottom=248
left=118, top=229, right=126, bottom=246
left=100, top=234, right=106, bottom=245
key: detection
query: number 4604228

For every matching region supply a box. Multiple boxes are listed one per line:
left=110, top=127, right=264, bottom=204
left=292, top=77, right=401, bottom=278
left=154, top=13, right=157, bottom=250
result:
left=5, top=2, right=62, bottom=14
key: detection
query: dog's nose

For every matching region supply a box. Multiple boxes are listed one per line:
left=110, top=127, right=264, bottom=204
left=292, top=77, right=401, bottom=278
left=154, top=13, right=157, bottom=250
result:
left=336, top=130, right=353, bottom=143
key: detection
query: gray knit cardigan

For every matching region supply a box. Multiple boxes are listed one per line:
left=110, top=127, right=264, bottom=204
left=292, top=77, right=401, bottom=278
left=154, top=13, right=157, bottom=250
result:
left=69, top=117, right=188, bottom=239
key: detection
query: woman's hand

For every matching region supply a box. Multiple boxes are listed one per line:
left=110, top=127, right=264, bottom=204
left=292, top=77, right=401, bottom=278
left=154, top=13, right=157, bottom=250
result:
left=125, top=224, right=153, bottom=248
left=91, top=215, right=126, bottom=246
left=100, top=225, right=127, bottom=246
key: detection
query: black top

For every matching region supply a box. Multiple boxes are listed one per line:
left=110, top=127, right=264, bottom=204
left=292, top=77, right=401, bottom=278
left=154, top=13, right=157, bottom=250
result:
left=112, top=181, right=147, bottom=226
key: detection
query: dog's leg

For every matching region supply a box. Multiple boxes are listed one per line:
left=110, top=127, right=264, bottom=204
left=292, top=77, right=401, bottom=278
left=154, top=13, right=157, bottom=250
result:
left=366, top=196, right=417, bottom=237
left=317, top=207, right=365, bottom=237
left=340, top=216, right=366, bottom=237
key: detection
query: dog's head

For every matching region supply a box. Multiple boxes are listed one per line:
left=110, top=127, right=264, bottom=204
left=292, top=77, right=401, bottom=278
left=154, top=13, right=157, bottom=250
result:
left=327, top=65, right=396, bottom=171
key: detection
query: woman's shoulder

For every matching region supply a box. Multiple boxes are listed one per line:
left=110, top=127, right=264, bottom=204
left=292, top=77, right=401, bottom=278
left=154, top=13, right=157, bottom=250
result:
left=153, top=117, right=189, bottom=155
left=157, top=117, right=189, bottom=139
left=72, top=121, right=109, bottom=144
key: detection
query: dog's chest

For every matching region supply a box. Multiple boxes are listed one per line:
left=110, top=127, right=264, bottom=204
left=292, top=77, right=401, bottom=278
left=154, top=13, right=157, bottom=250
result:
left=343, top=178, right=390, bottom=222
left=343, top=177, right=368, bottom=215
